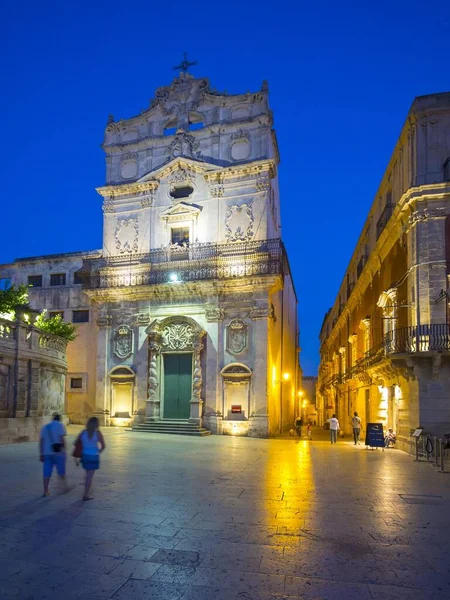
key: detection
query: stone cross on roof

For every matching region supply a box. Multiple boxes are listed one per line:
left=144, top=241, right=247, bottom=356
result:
left=173, top=52, right=198, bottom=74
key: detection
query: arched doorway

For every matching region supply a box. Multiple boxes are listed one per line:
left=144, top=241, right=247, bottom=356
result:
left=220, top=363, right=252, bottom=436
left=109, top=366, right=135, bottom=426
left=145, top=316, right=206, bottom=423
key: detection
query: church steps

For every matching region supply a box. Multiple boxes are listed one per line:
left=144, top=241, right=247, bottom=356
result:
left=132, top=420, right=211, bottom=436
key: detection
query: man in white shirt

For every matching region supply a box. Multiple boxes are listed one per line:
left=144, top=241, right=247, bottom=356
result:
left=39, top=414, right=67, bottom=497
left=351, top=412, right=362, bottom=445
left=327, top=414, right=340, bottom=444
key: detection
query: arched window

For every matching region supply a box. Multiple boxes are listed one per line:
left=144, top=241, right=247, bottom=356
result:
left=164, top=118, right=178, bottom=137
left=188, top=113, right=203, bottom=131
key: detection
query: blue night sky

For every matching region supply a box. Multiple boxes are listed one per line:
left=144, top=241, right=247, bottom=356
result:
left=2, top=0, right=449, bottom=375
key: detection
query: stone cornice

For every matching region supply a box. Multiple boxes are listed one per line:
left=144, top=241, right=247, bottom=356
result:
left=83, top=274, right=282, bottom=303
left=323, top=182, right=450, bottom=348
left=96, top=158, right=276, bottom=198
left=96, top=180, right=159, bottom=199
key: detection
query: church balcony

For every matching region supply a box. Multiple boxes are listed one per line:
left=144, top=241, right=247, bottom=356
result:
left=81, top=239, right=287, bottom=290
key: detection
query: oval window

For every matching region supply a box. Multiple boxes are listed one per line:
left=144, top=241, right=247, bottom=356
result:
left=170, top=186, right=194, bottom=200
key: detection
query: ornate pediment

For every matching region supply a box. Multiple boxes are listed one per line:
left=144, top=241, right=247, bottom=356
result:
left=160, top=202, right=202, bottom=224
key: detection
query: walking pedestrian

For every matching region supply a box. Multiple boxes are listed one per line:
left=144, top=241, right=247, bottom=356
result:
left=74, top=417, right=105, bottom=501
left=351, top=411, right=362, bottom=445
left=307, top=423, right=312, bottom=441
left=327, top=414, right=340, bottom=444
left=39, top=413, right=67, bottom=497
left=295, top=416, right=303, bottom=437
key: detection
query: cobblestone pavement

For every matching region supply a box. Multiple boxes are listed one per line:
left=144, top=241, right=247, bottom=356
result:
left=0, top=426, right=449, bottom=600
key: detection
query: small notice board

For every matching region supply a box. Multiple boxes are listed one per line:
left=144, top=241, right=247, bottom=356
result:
left=365, top=423, right=385, bottom=449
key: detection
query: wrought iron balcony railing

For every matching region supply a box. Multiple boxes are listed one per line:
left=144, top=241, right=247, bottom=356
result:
left=376, top=203, right=394, bottom=239
left=369, top=324, right=450, bottom=357
left=321, top=324, right=450, bottom=388
left=81, top=239, right=287, bottom=290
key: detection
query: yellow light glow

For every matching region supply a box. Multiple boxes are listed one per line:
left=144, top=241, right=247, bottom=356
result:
left=283, top=373, right=290, bottom=381
left=302, top=400, right=307, bottom=407
left=272, top=366, right=277, bottom=385
left=298, top=390, right=304, bottom=397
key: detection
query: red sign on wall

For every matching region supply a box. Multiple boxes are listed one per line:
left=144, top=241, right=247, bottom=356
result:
left=231, top=405, right=242, bottom=413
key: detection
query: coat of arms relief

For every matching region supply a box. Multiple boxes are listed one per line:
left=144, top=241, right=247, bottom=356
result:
left=225, top=203, right=254, bottom=243
left=113, top=325, right=133, bottom=359
left=162, top=324, right=195, bottom=350
left=226, top=319, right=248, bottom=355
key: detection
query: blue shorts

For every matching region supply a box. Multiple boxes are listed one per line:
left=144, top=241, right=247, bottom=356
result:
left=81, top=455, right=99, bottom=471
left=43, top=454, right=66, bottom=478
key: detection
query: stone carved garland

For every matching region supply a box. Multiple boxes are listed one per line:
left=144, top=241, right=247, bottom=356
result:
left=226, top=319, right=248, bottom=354
left=225, top=203, right=254, bottom=243
left=115, top=218, right=139, bottom=254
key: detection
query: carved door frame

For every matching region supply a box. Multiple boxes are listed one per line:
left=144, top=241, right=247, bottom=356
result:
left=145, top=316, right=206, bottom=423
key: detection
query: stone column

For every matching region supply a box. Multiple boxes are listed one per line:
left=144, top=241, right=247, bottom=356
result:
left=94, top=316, right=111, bottom=426
left=189, top=340, right=204, bottom=424
left=146, top=333, right=161, bottom=420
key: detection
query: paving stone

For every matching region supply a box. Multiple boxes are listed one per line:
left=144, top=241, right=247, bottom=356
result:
left=108, top=558, right=161, bottom=579
left=1, top=428, right=450, bottom=599
left=149, top=548, right=202, bottom=566
left=111, top=578, right=185, bottom=600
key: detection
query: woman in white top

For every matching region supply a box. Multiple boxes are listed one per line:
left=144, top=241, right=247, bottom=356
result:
left=75, top=417, right=105, bottom=501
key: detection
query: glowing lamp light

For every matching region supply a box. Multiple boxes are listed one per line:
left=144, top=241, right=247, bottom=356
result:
left=298, top=390, right=304, bottom=397
left=302, top=400, right=307, bottom=407
left=283, top=373, right=290, bottom=381
left=169, top=273, right=179, bottom=283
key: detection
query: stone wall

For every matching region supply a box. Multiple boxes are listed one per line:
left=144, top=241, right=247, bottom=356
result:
left=0, top=318, right=68, bottom=444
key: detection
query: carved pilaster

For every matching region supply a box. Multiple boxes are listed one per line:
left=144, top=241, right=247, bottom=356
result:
left=190, top=340, right=204, bottom=423
left=147, top=333, right=162, bottom=420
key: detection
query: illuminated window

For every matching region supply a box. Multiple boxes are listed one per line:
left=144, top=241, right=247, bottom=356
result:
left=50, top=273, right=66, bottom=286
left=28, top=275, right=42, bottom=288
left=171, top=227, right=190, bottom=246
left=72, top=310, right=89, bottom=323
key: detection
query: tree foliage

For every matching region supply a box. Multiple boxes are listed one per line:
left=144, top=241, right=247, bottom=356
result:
left=35, top=311, right=77, bottom=342
left=0, top=285, right=77, bottom=342
left=0, top=284, right=29, bottom=314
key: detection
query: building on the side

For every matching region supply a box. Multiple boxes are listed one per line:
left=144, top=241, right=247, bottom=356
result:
left=0, top=313, right=68, bottom=444
left=317, top=92, right=450, bottom=452
left=301, top=375, right=318, bottom=425
left=0, top=67, right=301, bottom=437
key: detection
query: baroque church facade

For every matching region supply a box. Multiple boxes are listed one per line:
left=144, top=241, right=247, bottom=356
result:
left=0, top=69, right=300, bottom=437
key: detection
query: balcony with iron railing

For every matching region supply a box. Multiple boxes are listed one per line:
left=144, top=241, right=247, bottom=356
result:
left=376, top=203, right=394, bottom=239
left=81, top=239, right=287, bottom=290
left=321, top=324, right=450, bottom=387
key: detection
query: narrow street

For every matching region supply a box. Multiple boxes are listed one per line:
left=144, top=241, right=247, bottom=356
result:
left=0, top=428, right=448, bottom=599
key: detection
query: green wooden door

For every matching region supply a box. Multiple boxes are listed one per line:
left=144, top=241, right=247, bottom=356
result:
left=163, top=353, right=192, bottom=419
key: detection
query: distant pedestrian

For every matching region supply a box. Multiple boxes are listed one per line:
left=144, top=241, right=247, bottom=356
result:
left=39, top=413, right=67, bottom=497
left=351, top=412, right=362, bottom=445
left=295, top=416, right=303, bottom=437
left=307, top=423, right=312, bottom=441
left=74, top=417, right=105, bottom=501
left=327, top=414, right=340, bottom=444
